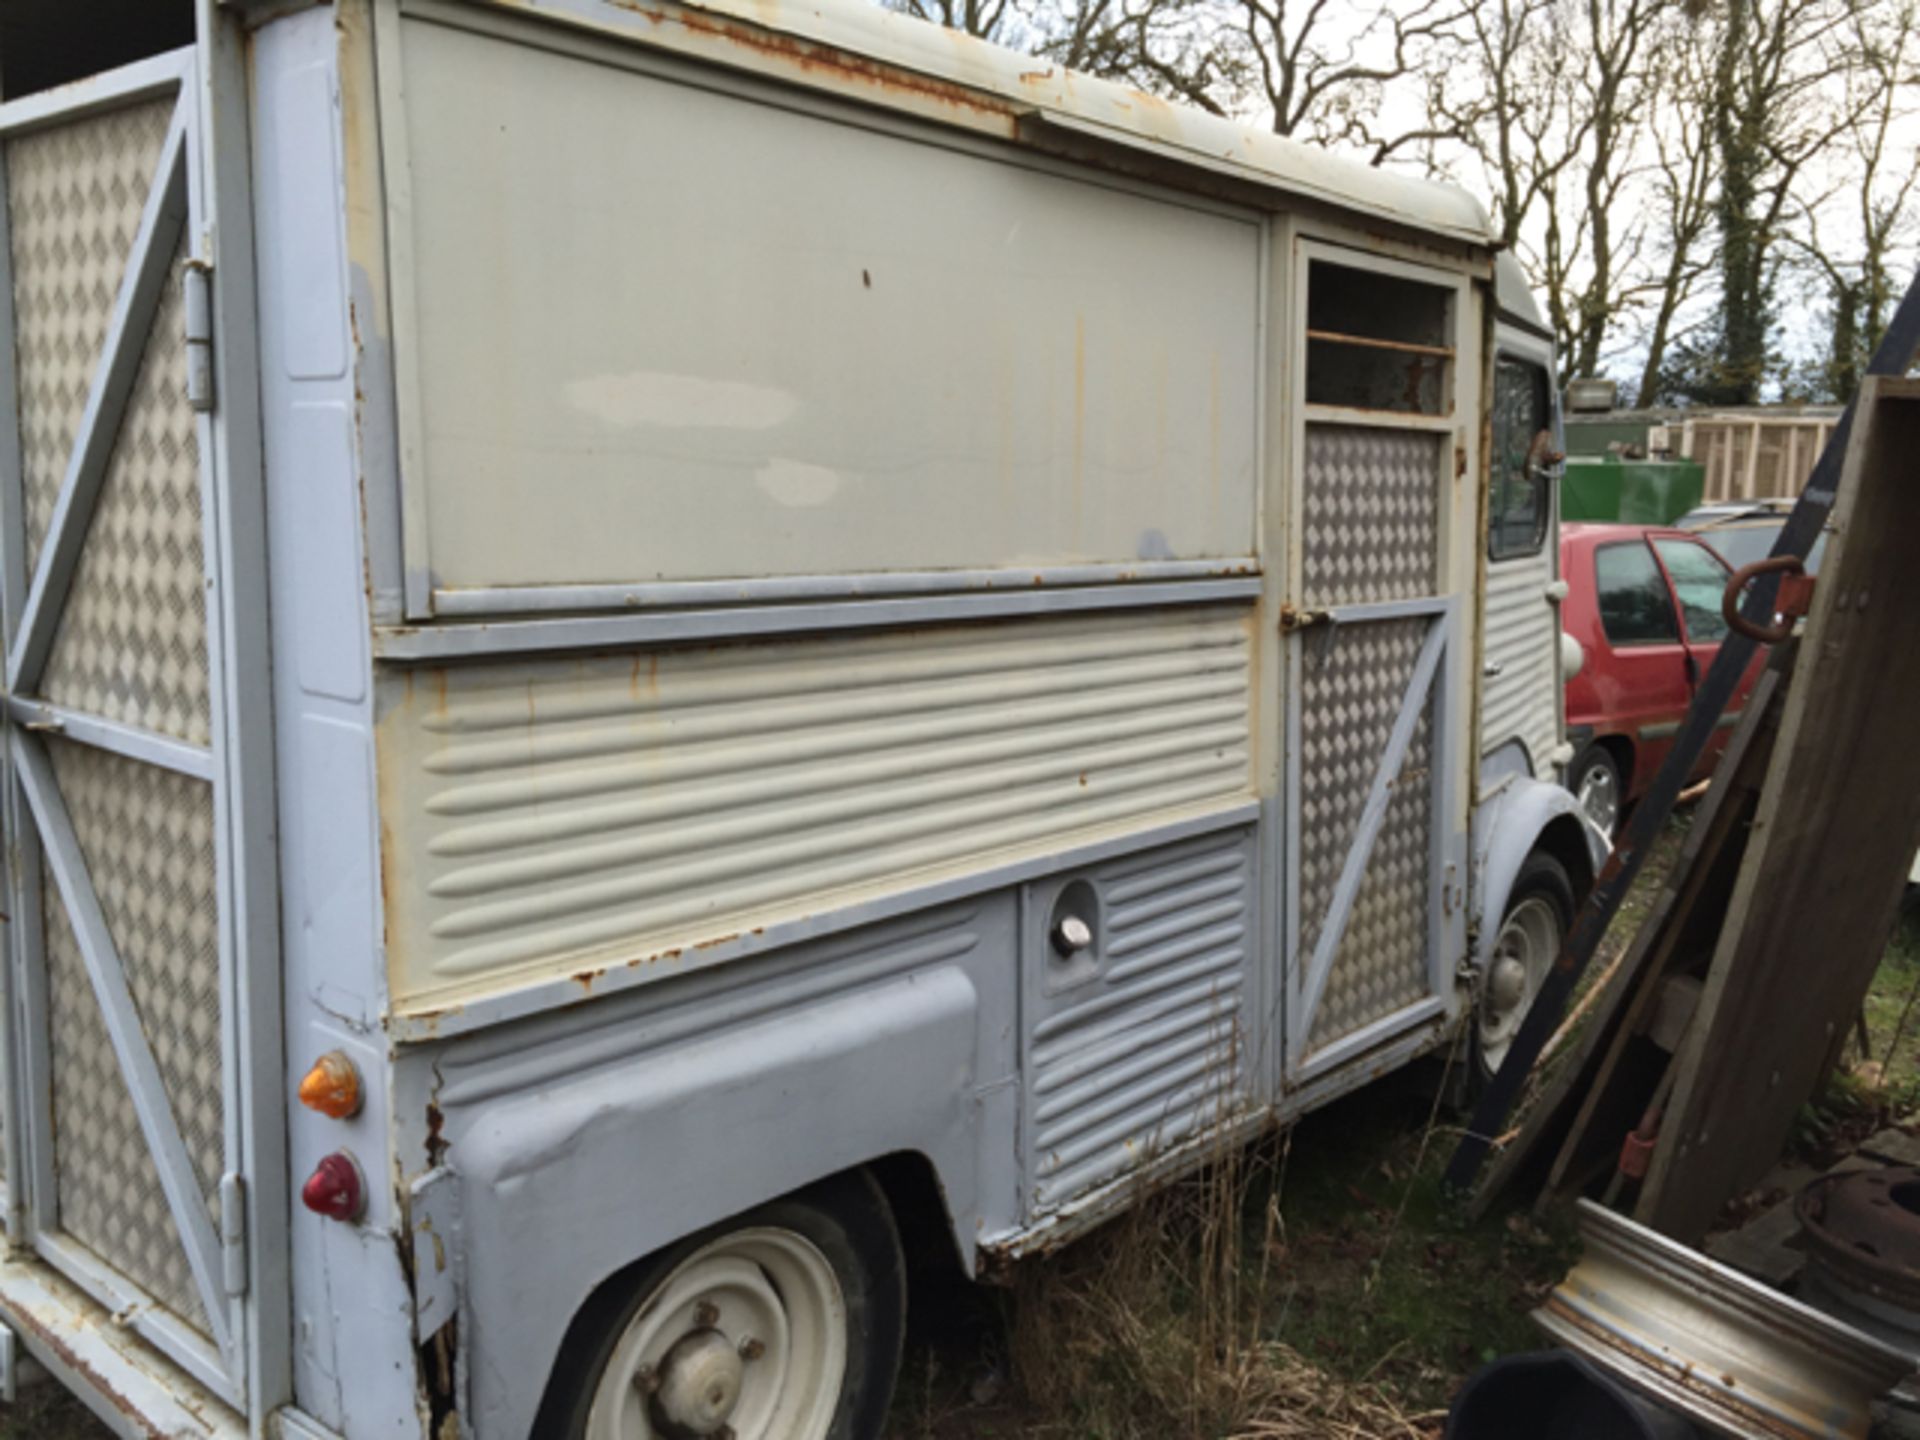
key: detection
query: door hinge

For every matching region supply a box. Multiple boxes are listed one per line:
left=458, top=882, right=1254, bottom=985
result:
left=219, top=1172, right=248, bottom=1298
left=1279, top=605, right=1331, bottom=634
left=183, top=260, right=215, bottom=414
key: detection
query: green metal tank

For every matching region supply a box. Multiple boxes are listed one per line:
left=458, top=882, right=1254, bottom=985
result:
left=1561, top=454, right=1705, bottom=526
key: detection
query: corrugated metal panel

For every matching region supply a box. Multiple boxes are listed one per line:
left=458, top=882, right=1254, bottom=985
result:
left=1480, top=553, right=1559, bottom=777
left=1298, top=620, right=1434, bottom=1049
left=6, top=97, right=174, bottom=574
left=1024, top=830, right=1253, bottom=1211
left=382, top=607, right=1256, bottom=1006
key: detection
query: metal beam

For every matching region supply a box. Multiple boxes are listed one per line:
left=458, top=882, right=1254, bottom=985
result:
left=7, top=104, right=188, bottom=695
left=0, top=48, right=190, bottom=140
left=2, top=699, right=214, bottom=782
left=12, top=733, right=231, bottom=1360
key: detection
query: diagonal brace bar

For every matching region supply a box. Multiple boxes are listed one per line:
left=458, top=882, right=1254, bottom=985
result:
left=8, top=103, right=189, bottom=696
left=1293, top=615, right=1448, bottom=1051
left=13, top=732, right=231, bottom=1357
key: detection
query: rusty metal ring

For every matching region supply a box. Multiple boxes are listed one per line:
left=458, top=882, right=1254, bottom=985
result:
left=1722, top=554, right=1805, bottom=644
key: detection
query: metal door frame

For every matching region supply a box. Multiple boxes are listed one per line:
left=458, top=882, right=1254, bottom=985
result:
left=0, top=25, right=285, bottom=1421
left=1283, top=597, right=1462, bottom=1081
left=1280, top=236, right=1475, bottom=1084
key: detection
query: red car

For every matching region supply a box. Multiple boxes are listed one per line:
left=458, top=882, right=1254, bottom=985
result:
left=1560, top=522, right=1763, bottom=839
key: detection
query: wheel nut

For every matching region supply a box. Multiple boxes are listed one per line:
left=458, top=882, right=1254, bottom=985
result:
left=636, top=1362, right=659, bottom=1395
left=738, top=1337, right=764, bottom=1361
left=693, top=1300, right=719, bottom=1328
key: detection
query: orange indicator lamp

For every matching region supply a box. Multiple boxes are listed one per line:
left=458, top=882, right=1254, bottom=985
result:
left=298, top=1051, right=363, bottom=1120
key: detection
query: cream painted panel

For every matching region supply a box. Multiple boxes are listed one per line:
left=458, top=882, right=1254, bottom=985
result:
left=1481, top=551, right=1561, bottom=777
left=397, top=20, right=1260, bottom=595
left=378, top=607, right=1256, bottom=1008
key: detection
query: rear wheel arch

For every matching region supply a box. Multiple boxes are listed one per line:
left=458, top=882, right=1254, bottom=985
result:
left=1533, top=812, right=1597, bottom=904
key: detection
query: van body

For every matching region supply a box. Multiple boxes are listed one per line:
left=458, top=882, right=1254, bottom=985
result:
left=0, top=1, right=1596, bottom=1435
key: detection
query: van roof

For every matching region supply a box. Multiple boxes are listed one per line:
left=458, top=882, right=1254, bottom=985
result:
left=617, top=0, right=1498, bottom=246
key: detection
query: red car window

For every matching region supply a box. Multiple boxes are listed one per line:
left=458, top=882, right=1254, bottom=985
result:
left=1594, top=541, right=1680, bottom=645
left=1652, top=538, right=1732, bottom=645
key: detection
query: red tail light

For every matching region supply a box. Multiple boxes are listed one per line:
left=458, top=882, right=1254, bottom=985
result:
left=301, top=1151, right=366, bottom=1222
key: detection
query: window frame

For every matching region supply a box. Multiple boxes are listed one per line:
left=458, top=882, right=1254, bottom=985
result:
left=1650, top=535, right=1734, bottom=648
left=1487, top=355, right=1554, bottom=562
left=1592, top=538, right=1683, bottom=649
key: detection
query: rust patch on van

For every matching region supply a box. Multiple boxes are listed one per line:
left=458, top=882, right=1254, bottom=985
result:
left=607, top=0, right=1016, bottom=126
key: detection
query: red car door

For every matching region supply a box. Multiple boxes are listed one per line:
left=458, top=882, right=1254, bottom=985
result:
left=1650, top=533, right=1757, bottom=777
left=1587, top=537, right=1694, bottom=785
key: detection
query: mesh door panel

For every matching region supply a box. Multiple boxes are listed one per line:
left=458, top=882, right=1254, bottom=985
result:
left=1301, top=425, right=1440, bottom=607
left=38, top=240, right=210, bottom=745
left=44, top=860, right=209, bottom=1332
left=1297, top=619, right=1435, bottom=1050
left=6, top=98, right=174, bottom=574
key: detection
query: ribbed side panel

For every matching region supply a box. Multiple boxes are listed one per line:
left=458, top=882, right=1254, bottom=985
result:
left=1481, top=554, right=1560, bottom=777
left=382, top=607, right=1256, bottom=1005
left=1024, top=831, right=1253, bottom=1211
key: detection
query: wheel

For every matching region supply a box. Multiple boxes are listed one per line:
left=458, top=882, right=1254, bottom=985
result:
left=1475, top=853, right=1576, bottom=1082
left=1569, top=744, right=1623, bottom=842
left=536, top=1172, right=906, bottom=1440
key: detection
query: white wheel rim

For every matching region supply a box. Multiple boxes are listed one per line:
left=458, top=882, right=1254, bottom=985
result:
left=1577, top=761, right=1619, bottom=839
left=1477, top=895, right=1563, bottom=1075
left=585, top=1228, right=847, bottom=1440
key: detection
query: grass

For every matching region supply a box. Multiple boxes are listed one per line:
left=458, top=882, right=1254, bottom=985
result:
left=0, top=1386, right=100, bottom=1440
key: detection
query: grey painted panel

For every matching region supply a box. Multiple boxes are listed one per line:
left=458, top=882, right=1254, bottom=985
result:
left=436, top=900, right=1007, bottom=1440
left=395, top=19, right=1260, bottom=593
left=1021, top=828, right=1257, bottom=1212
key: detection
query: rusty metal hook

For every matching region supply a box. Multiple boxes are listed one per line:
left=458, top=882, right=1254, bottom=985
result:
left=1721, top=554, right=1808, bottom=644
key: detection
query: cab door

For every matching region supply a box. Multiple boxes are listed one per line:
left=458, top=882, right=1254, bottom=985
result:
left=1584, top=537, right=1694, bottom=784
left=1649, top=533, right=1753, bottom=774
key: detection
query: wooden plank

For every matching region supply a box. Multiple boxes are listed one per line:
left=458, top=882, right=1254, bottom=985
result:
left=1466, top=658, right=1788, bottom=1216
left=1538, top=663, right=1786, bottom=1198
left=1639, top=377, right=1920, bottom=1242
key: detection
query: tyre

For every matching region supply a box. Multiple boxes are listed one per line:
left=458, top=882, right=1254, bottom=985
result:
left=1569, top=743, right=1624, bottom=842
left=1474, top=852, right=1576, bottom=1084
left=536, top=1171, right=906, bottom=1440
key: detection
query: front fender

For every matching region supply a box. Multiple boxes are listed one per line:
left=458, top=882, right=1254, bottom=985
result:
left=1472, top=776, right=1608, bottom=969
left=453, top=964, right=981, bottom=1440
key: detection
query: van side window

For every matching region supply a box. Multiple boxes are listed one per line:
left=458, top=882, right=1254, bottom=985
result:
left=1594, top=541, right=1680, bottom=645
left=1653, top=537, right=1732, bottom=644
left=1488, top=358, right=1551, bottom=560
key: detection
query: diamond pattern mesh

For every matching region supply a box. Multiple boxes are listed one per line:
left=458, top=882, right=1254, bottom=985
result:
left=6, top=98, right=175, bottom=575
left=38, top=240, right=210, bottom=745
left=38, top=756, right=219, bottom=1344
left=1298, top=622, right=1436, bottom=1051
left=1301, top=425, right=1440, bottom=607
left=43, top=740, right=221, bottom=1335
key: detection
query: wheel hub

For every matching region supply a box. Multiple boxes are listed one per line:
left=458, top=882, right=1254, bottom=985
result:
left=654, top=1328, right=746, bottom=1435
left=1488, top=953, right=1528, bottom=1012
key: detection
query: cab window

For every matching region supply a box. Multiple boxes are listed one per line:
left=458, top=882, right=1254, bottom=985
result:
left=1653, top=537, right=1732, bottom=644
left=1594, top=541, right=1679, bottom=645
left=1489, top=358, right=1552, bottom=560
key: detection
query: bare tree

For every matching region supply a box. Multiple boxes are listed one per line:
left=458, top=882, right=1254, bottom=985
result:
left=1036, top=0, right=1247, bottom=113
left=1630, top=22, right=1719, bottom=403
left=1230, top=0, right=1473, bottom=162
left=1786, top=0, right=1920, bottom=396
